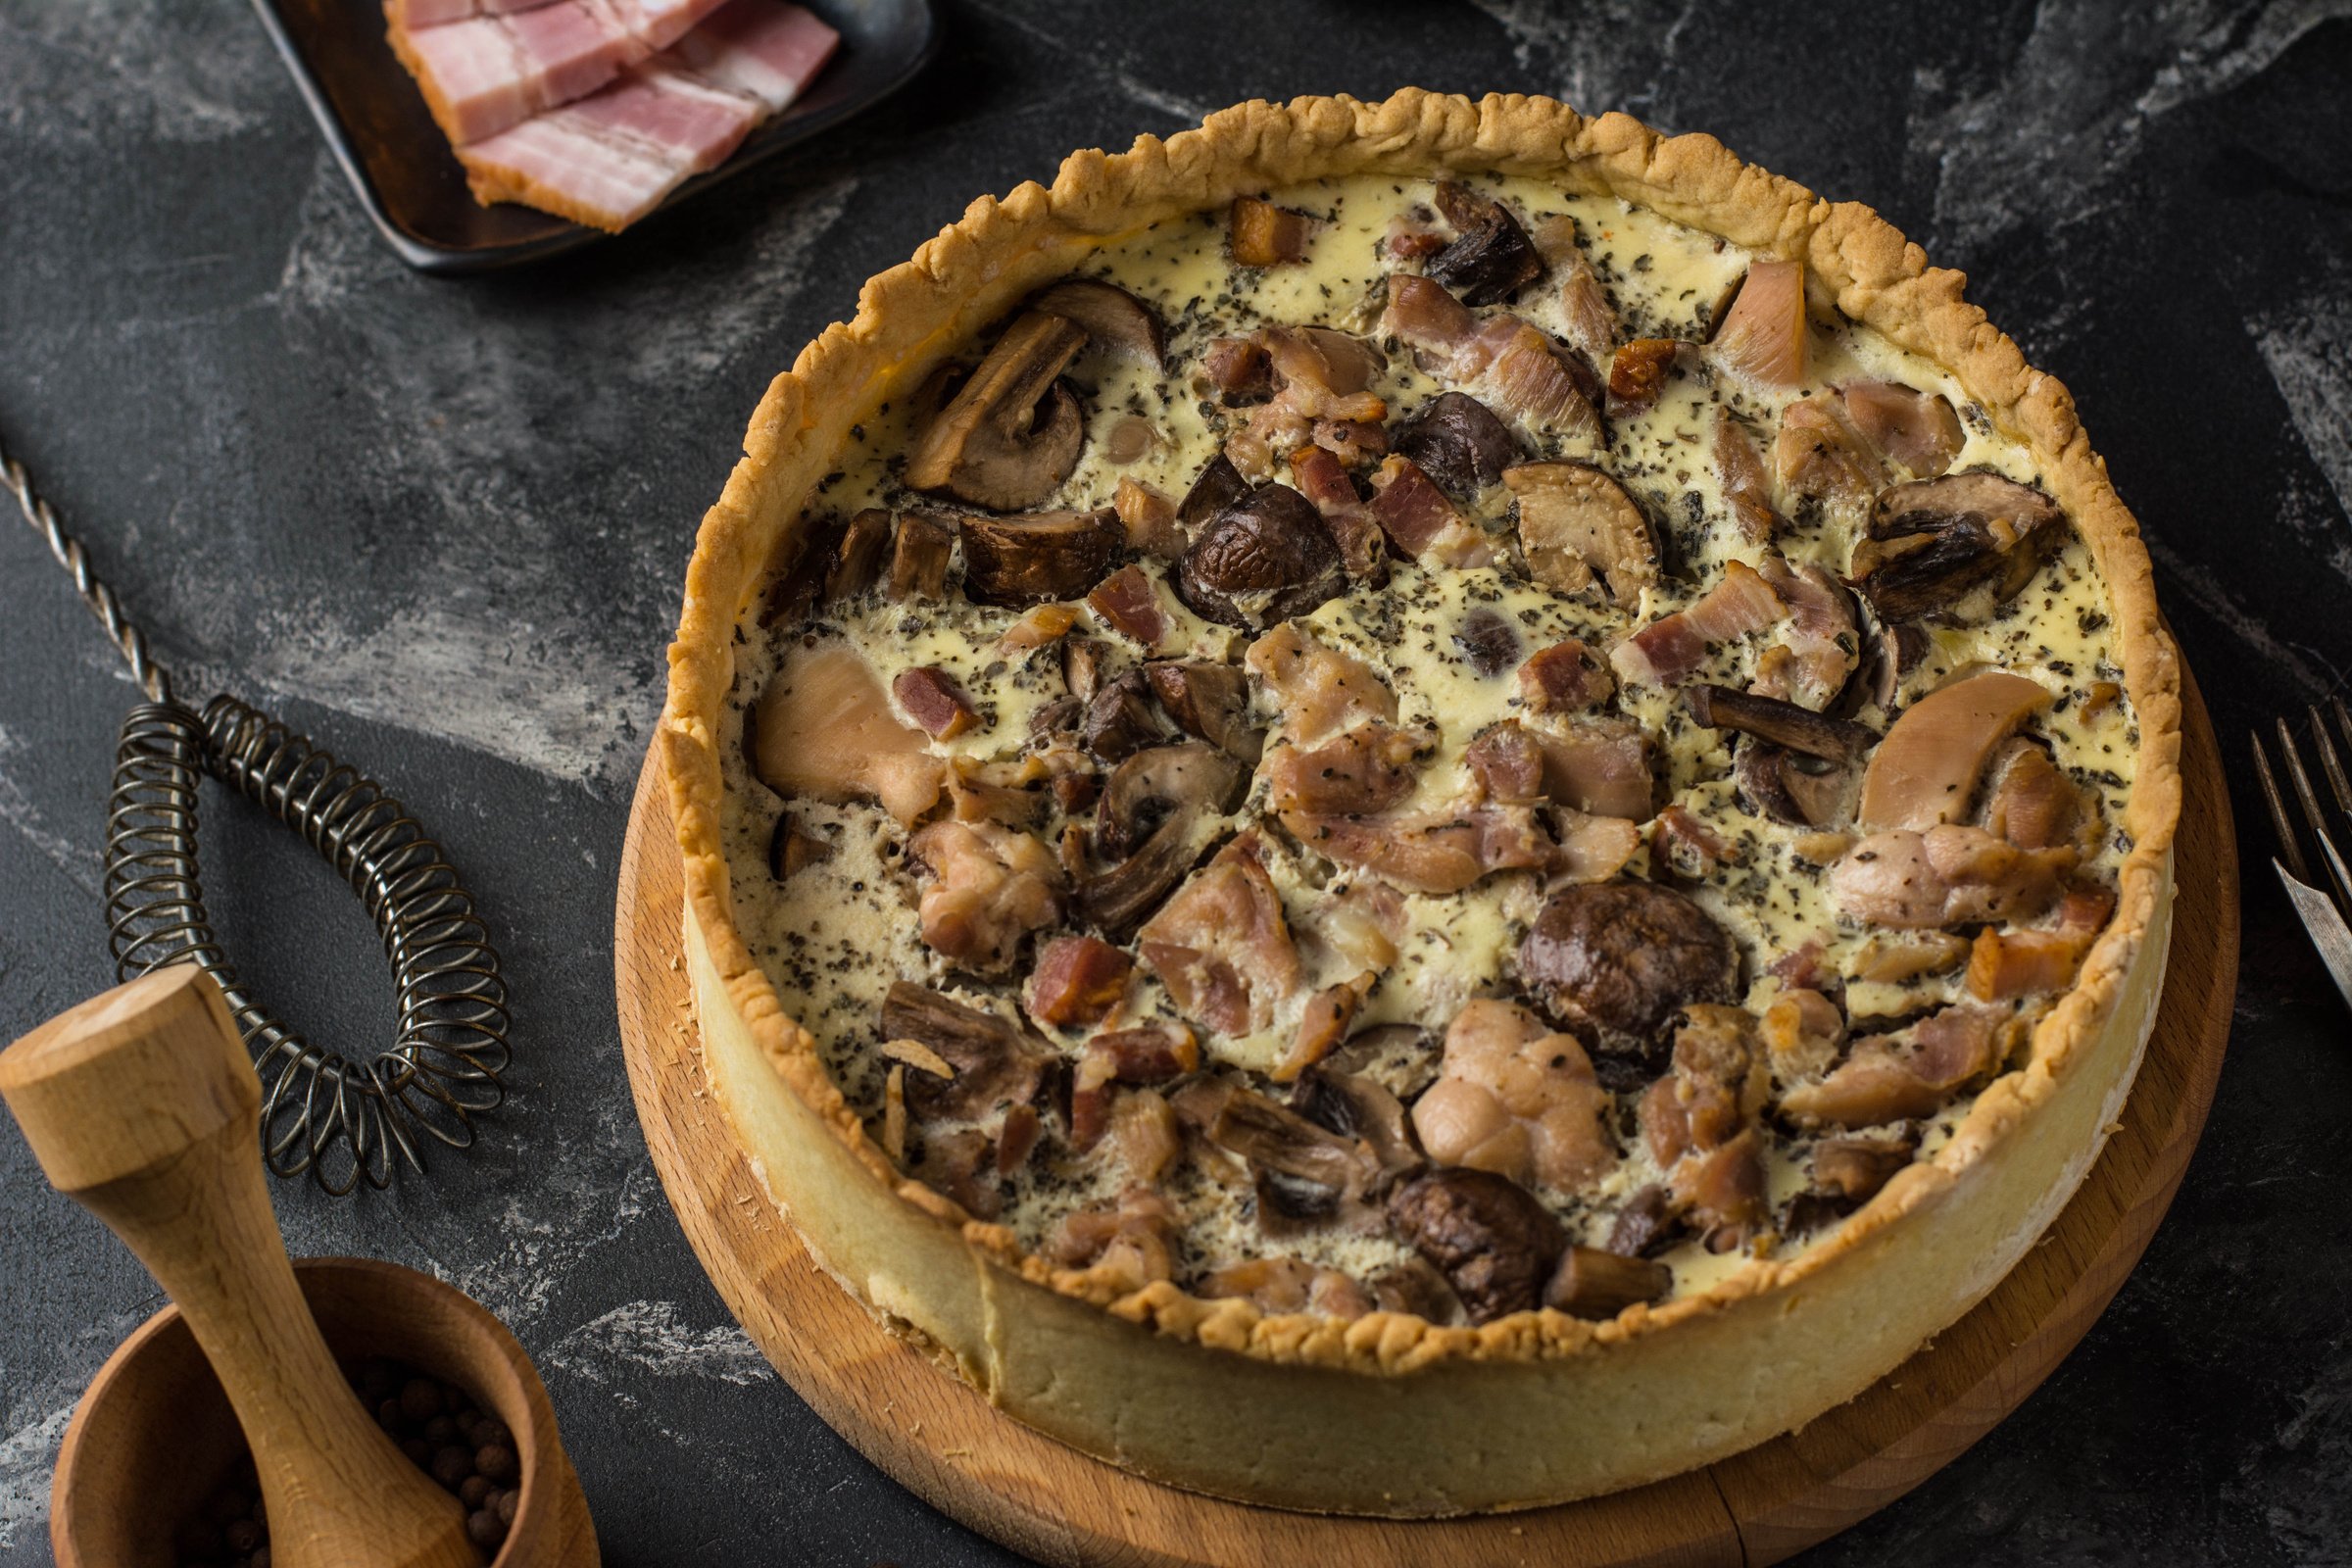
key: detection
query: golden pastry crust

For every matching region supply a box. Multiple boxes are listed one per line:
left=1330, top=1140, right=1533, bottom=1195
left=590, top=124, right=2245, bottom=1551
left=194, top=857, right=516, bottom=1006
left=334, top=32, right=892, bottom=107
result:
left=659, top=90, right=2180, bottom=1511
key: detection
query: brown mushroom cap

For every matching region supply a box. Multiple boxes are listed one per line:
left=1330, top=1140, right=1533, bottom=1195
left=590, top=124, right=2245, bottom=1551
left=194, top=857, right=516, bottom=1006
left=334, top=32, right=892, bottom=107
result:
left=1095, top=742, right=1244, bottom=859
left=1074, top=815, right=1196, bottom=939
left=1387, top=1166, right=1566, bottom=1324
left=1030, top=278, right=1166, bottom=369
left=1519, top=880, right=1739, bottom=1043
left=1178, top=452, right=1251, bottom=529
left=1145, top=659, right=1263, bottom=761
left=1175, top=482, right=1346, bottom=630
left=1854, top=471, right=2067, bottom=620
left=1856, top=669, right=2051, bottom=832
left=1504, top=462, right=1659, bottom=609
left=1078, top=668, right=1171, bottom=762
left=956, top=508, right=1123, bottom=608
left=1424, top=180, right=1546, bottom=307
left=906, top=311, right=1088, bottom=511
left=1734, top=741, right=1858, bottom=829
left=1395, top=391, right=1524, bottom=501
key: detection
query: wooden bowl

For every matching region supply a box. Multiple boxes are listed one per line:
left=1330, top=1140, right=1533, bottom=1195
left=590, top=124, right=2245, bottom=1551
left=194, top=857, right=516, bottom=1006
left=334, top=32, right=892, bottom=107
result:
left=50, top=1256, right=598, bottom=1568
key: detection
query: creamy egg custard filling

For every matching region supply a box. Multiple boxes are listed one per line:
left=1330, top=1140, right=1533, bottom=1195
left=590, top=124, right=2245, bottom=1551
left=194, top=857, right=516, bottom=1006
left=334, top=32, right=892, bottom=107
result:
left=717, top=172, right=2136, bottom=1326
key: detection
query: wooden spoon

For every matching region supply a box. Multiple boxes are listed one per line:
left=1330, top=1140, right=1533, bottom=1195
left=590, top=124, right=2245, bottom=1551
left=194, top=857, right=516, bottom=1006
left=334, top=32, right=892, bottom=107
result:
left=0, top=964, right=476, bottom=1568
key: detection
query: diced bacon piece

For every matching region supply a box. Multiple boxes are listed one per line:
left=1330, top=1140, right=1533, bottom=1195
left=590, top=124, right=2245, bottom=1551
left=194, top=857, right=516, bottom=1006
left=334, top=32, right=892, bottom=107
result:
left=1264, top=722, right=1425, bottom=816
left=1963, top=928, right=2084, bottom=1001
left=1286, top=446, right=1387, bottom=580
left=460, top=116, right=681, bottom=231
left=1200, top=336, right=1273, bottom=401
left=1760, top=987, right=1845, bottom=1084
left=665, top=0, right=841, bottom=112
left=1274, top=974, right=1374, bottom=1082
left=997, top=603, right=1079, bottom=657
left=1368, top=456, right=1492, bottom=567
left=1464, top=724, right=1546, bottom=805
left=1385, top=205, right=1446, bottom=261
left=1381, top=272, right=1480, bottom=363
left=1776, top=395, right=1886, bottom=510
left=1225, top=328, right=1387, bottom=478
left=1230, top=197, right=1315, bottom=266
left=1070, top=1024, right=1200, bottom=1147
left=1712, top=259, right=1809, bottom=386
left=1536, top=718, right=1654, bottom=820
left=1025, top=935, right=1134, bottom=1028
left=1137, top=858, right=1301, bottom=1037
left=1553, top=808, right=1643, bottom=882
left=1751, top=555, right=1858, bottom=710
left=908, top=820, right=1065, bottom=976
left=1106, top=1089, right=1181, bottom=1184
left=1245, top=623, right=1396, bottom=744
left=1712, top=410, right=1783, bottom=544
left=1413, top=999, right=1614, bottom=1192
left=892, top=665, right=977, bottom=739
left=1087, top=564, right=1168, bottom=647
left=1467, top=317, right=1600, bottom=442
left=1840, top=382, right=1964, bottom=477
left=1283, top=805, right=1561, bottom=895
left=1980, top=738, right=2082, bottom=851
left=1310, top=417, right=1389, bottom=469
left=506, top=2, right=633, bottom=101
left=1782, top=1004, right=2022, bottom=1129
left=1111, top=478, right=1186, bottom=561
left=1651, top=804, right=1741, bottom=880
left=1517, top=638, right=1612, bottom=713
left=1610, top=560, right=1788, bottom=687
left=1606, top=337, right=1679, bottom=418
left=1640, top=1004, right=1766, bottom=1167
left=1044, top=1188, right=1179, bottom=1289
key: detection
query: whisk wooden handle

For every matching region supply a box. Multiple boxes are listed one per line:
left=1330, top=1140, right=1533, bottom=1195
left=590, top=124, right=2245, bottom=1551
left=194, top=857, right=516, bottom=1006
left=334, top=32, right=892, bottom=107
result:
left=0, top=965, right=474, bottom=1568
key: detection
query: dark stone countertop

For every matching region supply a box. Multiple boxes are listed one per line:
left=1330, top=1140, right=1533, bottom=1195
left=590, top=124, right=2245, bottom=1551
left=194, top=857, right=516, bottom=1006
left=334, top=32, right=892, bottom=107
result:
left=3, top=2, right=2349, bottom=1563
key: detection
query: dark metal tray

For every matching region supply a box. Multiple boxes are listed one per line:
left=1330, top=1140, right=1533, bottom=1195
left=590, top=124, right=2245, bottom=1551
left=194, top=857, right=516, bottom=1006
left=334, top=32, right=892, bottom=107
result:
left=249, top=0, right=938, bottom=274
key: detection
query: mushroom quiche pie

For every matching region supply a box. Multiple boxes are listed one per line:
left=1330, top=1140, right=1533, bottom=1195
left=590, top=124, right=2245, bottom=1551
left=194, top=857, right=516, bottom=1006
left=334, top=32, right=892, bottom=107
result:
left=662, top=92, right=2180, bottom=1514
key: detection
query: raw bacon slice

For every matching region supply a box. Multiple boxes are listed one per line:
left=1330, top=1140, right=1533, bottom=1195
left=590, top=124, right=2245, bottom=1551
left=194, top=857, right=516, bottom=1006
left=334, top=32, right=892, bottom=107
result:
left=666, top=0, right=843, bottom=111
left=455, top=5, right=840, bottom=232
left=389, top=0, right=735, bottom=147
left=392, top=0, right=564, bottom=27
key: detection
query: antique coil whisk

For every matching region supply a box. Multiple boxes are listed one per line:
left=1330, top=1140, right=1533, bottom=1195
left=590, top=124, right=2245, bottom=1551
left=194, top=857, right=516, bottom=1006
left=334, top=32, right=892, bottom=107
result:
left=6, top=438, right=509, bottom=1195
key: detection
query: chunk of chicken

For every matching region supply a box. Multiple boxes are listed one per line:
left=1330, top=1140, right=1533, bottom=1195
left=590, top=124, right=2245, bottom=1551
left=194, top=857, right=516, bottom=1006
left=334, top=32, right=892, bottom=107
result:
left=1285, top=803, right=1587, bottom=895
left=1043, top=1188, right=1180, bottom=1291
left=1137, top=855, right=1302, bottom=1036
left=752, top=642, right=945, bottom=824
left=1751, top=556, right=1858, bottom=711
left=1712, top=410, right=1783, bottom=543
left=1774, top=394, right=1886, bottom=511
left=1411, top=998, right=1615, bottom=1193
left=1980, top=737, right=2082, bottom=852
left=1831, top=824, right=2072, bottom=929
left=1839, top=382, right=1964, bottom=477
left=1760, top=986, right=1845, bottom=1086
left=1245, top=622, right=1398, bottom=743
left=1200, top=1256, right=1372, bottom=1319
left=908, top=820, right=1066, bottom=975
left=1781, top=1003, right=2025, bottom=1129
left=1711, top=260, right=1808, bottom=386
left=1610, top=560, right=1788, bottom=688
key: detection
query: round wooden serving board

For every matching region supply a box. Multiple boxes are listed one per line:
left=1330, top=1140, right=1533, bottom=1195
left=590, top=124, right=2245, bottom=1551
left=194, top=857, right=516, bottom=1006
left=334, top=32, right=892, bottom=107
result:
left=614, top=673, right=2236, bottom=1568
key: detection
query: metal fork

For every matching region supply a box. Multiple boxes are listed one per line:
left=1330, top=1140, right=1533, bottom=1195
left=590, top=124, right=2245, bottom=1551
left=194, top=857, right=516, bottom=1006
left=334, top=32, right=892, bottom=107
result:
left=2252, top=696, right=2352, bottom=1013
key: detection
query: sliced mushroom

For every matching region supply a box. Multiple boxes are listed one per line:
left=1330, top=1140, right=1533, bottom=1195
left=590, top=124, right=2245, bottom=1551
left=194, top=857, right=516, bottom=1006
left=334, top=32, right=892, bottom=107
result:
left=958, top=508, right=1122, bottom=608
left=1080, top=669, right=1172, bottom=763
left=1074, top=815, right=1197, bottom=940
left=1424, top=180, right=1545, bottom=307
left=879, top=982, right=1054, bottom=1120
left=1386, top=1166, right=1566, bottom=1324
left=1709, top=259, right=1808, bottom=386
left=887, top=511, right=956, bottom=601
left=906, top=312, right=1088, bottom=510
left=1504, top=462, right=1659, bottom=609
left=1519, top=880, right=1739, bottom=1046
left=1855, top=472, right=2068, bottom=620
left=826, top=508, right=894, bottom=603
left=1291, top=1065, right=1420, bottom=1178
left=1860, top=621, right=1930, bottom=712
left=1544, top=1247, right=1673, bottom=1320
left=765, top=810, right=833, bottom=880
left=1210, top=1087, right=1375, bottom=1192
left=1144, top=660, right=1263, bottom=761
left=1175, top=482, right=1346, bottom=630
left=1453, top=609, right=1520, bottom=677
left=1683, top=683, right=1876, bottom=763
left=1857, top=669, right=2051, bottom=831
left=1095, top=742, right=1244, bottom=859
left=1735, top=741, right=1859, bottom=829
left=1030, top=278, right=1165, bottom=369
left=1393, top=391, right=1524, bottom=501
left=1178, top=452, right=1250, bottom=529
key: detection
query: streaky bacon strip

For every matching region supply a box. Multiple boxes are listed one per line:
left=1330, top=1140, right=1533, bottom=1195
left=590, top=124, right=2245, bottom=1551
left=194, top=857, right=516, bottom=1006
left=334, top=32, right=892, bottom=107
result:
left=393, top=0, right=564, bottom=27
left=389, top=0, right=734, bottom=147
left=666, top=0, right=843, bottom=111
left=456, top=2, right=839, bottom=232
left=1610, top=560, right=1788, bottom=688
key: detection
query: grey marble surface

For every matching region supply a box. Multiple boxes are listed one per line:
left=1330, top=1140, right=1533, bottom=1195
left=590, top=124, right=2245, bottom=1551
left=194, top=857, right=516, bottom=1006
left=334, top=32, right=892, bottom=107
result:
left=3, top=1, right=2349, bottom=1563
